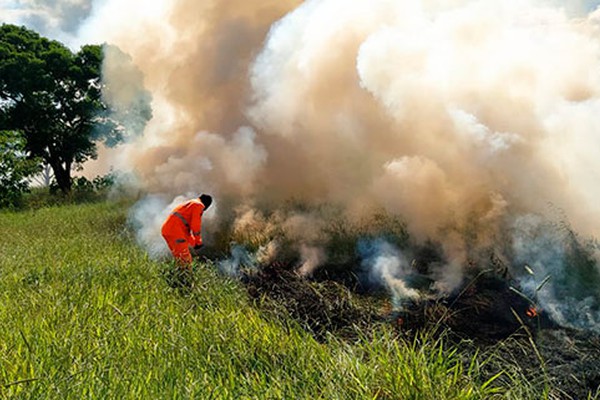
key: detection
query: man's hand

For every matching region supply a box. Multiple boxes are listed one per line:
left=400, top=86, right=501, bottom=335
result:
left=191, top=244, right=203, bottom=256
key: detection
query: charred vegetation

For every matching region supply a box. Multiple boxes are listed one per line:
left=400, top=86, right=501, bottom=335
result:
left=228, top=246, right=600, bottom=399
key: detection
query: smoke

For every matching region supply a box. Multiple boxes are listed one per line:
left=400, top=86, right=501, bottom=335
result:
left=24, top=0, right=600, bottom=328
left=101, top=44, right=153, bottom=143
left=128, top=194, right=172, bottom=259
left=297, top=245, right=326, bottom=277
left=358, top=239, right=420, bottom=309
left=512, top=214, right=600, bottom=332
left=218, top=244, right=257, bottom=277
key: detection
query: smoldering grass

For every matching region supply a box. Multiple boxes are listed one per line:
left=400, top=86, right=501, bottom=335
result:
left=218, top=204, right=410, bottom=267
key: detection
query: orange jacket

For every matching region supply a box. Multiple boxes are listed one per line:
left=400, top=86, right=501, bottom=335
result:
left=161, top=198, right=206, bottom=247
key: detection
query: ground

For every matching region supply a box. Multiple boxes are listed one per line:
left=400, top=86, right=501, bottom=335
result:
left=239, top=260, right=600, bottom=399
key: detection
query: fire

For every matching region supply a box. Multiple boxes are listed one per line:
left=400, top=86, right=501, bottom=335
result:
left=526, top=306, right=538, bottom=318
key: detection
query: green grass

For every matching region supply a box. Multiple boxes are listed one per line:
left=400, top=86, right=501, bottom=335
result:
left=0, top=201, right=537, bottom=399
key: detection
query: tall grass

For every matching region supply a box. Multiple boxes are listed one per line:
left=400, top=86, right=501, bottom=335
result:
left=0, top=202, right=538, bottom=399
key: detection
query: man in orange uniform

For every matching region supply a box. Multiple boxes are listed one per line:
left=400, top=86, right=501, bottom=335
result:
left=161, top=194, right=213, bottom=266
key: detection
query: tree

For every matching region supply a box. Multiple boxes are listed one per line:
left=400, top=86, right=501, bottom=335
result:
left=0, top=24, right=151, bottom=193
left=0, top=130, right=40, bottom=208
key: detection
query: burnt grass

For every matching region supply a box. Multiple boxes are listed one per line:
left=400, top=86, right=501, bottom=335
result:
left=239, top=260, right=600, bottom=399
left=242, top=261, right=383, bottom=342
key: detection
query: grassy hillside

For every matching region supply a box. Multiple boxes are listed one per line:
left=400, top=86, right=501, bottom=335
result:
left=0, top=201, right=537, bottom=399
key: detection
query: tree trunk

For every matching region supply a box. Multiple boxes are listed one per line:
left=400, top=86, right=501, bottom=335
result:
left=49, top=159, right=72, bottom=194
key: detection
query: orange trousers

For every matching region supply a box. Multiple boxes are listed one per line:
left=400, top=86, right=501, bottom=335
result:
left=161, top=216, right=192, bottom=265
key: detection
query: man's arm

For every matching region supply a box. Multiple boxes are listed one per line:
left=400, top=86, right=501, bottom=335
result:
left=189, top=203, right=205, bottom=247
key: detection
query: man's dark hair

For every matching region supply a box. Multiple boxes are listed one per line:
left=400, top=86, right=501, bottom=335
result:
left=199, top=194, right=213, bottom=210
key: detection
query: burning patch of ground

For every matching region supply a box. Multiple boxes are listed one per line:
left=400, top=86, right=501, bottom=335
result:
left=395, top=272, right=556, bottom=342
left=236, top=259, right=600, bottom=398
left=395, top=272, right=600, bottom=398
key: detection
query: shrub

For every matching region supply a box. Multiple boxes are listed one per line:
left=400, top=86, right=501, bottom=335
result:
left=0, top=131, right=40, bottom=209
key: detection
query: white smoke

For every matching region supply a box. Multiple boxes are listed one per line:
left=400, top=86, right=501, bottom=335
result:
left=512, top=214, right=600, bottom=332
left=297, top=245, right=326, bottom=277
left=218, top=244, right=257, bottom=277
left=101, top=44, right=153, bottom=141
left=128, top=194, right=172, bottom=259
left=359, top=239, right=420, bottom=309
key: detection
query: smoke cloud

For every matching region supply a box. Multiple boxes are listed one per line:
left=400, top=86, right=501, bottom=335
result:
left=101, top=44, right=153, bottom=142
left=13, top=0, right=600, bottom=329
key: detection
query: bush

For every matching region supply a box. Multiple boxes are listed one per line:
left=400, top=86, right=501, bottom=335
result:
left=23, top=171, right=120, bottom=209
left=0, top=131, right=40, bottom=209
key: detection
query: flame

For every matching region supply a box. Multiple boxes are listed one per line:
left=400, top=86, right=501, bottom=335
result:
left=526, top=306, right=538, bottom=318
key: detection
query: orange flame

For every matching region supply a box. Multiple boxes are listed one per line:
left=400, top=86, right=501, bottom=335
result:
left=526, top=306, right=538, bottom=318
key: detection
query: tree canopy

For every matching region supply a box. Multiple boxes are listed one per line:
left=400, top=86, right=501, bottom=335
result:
left=0, top=24, right=151, bottom=193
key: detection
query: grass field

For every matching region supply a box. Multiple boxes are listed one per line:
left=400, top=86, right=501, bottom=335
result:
left=0, top=201, right=542, bottom=399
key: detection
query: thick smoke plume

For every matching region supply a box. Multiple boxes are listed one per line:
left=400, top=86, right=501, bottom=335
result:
left=42, top=0, right=600, bottom=329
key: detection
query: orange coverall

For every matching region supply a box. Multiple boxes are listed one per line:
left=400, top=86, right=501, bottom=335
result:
left=161, top=199, right=206, bottom=265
